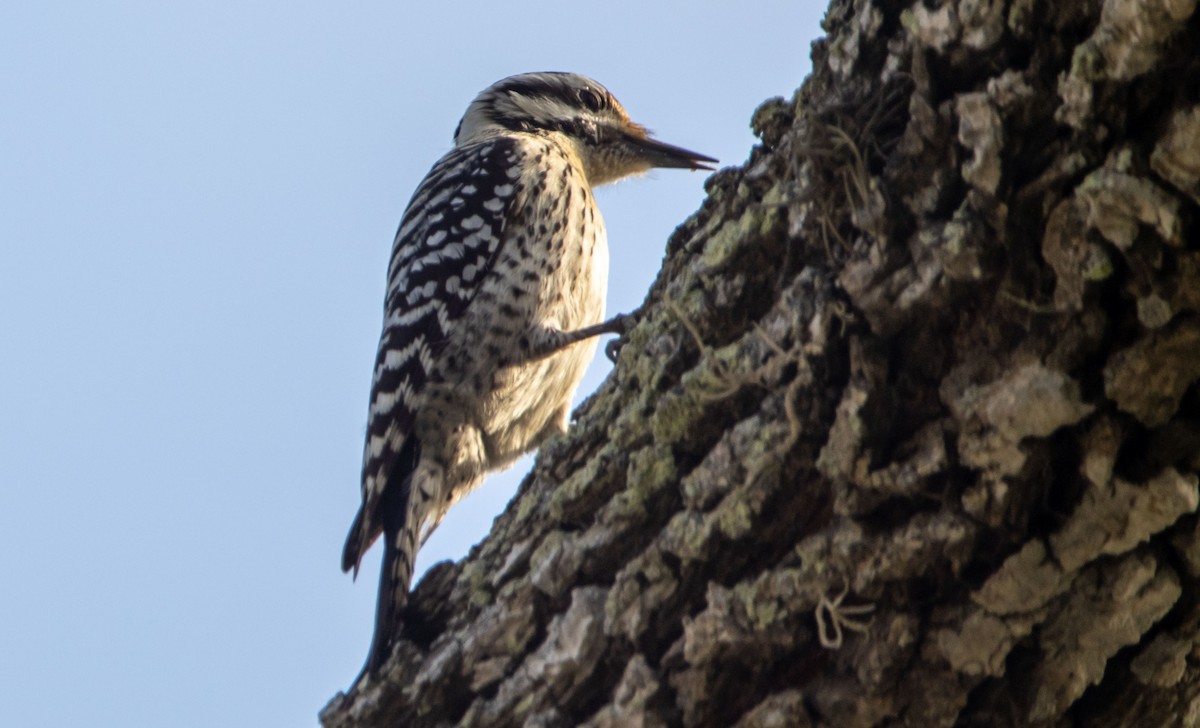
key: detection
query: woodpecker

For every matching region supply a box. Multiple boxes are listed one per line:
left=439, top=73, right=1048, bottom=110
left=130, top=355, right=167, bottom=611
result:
left=343, top=71, right=715, bottom=676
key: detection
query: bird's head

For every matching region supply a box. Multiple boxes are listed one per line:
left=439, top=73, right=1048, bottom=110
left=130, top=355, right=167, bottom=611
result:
left=454, top=71, right=716, bottom=186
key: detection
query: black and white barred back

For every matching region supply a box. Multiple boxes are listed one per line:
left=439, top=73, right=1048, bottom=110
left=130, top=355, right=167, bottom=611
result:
left=343, top=72, right=715, bottom=678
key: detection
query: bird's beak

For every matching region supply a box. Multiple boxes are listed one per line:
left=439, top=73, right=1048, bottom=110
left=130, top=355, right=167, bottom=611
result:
left=626, top=133, right=718, bottom=171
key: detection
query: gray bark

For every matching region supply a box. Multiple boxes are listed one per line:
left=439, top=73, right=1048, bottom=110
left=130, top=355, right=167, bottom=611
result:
left=322, top=0, right=1200, bottom=725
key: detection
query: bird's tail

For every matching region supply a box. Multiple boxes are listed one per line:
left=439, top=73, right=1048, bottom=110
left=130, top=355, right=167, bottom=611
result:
left=363, top=509, right=422, bottom=674
left=341, top=508, right=368, bottom=578
left=358, top=437, right=424, bottom=676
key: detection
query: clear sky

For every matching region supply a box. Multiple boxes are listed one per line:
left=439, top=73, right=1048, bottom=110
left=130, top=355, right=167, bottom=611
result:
left=0, top=3, right=822, bottom=726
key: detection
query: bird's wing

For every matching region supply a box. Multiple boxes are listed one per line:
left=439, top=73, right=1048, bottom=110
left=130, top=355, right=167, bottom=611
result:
left=343, top=136, right=527, bottom=573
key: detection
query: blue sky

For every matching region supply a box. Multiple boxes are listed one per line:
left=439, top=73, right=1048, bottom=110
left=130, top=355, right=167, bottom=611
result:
left=0, top=3, right=822, bottom=725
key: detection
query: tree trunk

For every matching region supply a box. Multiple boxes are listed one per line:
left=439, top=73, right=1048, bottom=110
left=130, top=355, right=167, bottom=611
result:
left=321, top=0, right=1200, bottom=725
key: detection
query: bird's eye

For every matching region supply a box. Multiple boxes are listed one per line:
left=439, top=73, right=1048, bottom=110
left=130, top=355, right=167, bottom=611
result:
left=578, top=88, right=605, bottom=113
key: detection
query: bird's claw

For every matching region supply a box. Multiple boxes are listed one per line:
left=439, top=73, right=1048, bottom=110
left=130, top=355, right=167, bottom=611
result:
left=605, top=338, right=624, bottom=363
left=604, top=309, right=640, bottom=363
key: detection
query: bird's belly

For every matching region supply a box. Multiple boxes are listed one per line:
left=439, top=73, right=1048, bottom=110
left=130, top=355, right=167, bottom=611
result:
left=477, top=334, right=598, bottom=466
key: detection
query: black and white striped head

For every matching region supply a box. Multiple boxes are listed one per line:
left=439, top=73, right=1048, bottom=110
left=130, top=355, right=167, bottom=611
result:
left=454, top=71, right=716, bottom=186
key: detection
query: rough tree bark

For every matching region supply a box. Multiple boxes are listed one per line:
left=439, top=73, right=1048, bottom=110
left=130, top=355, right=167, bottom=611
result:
left=321, top=1, right=1200, bottom=725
